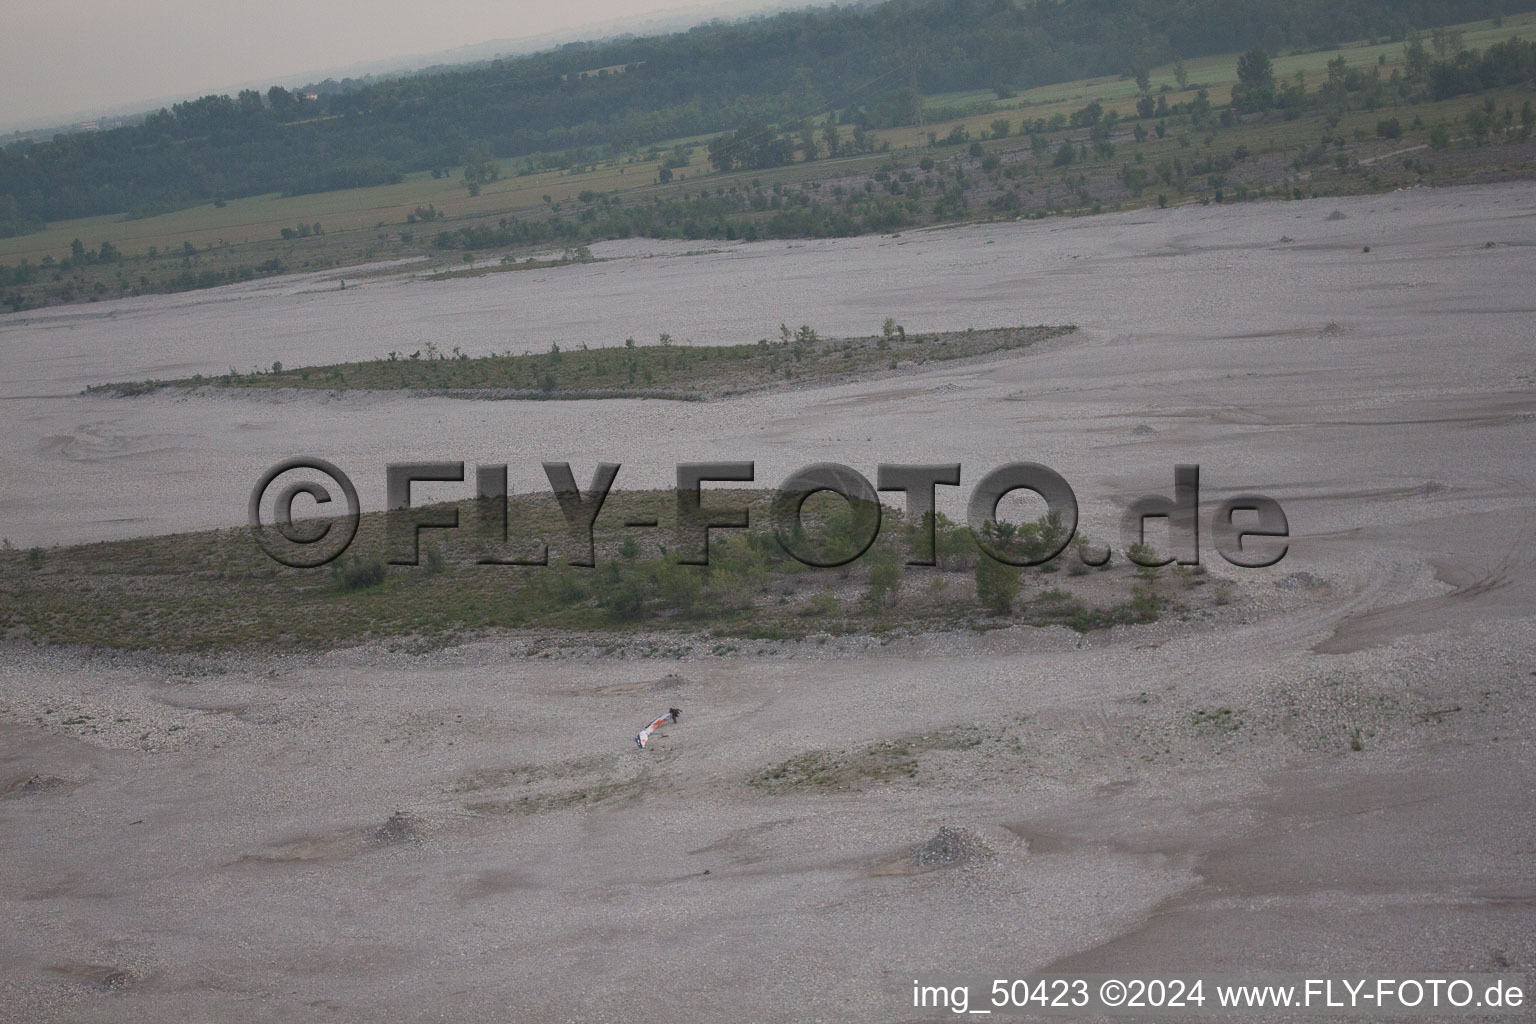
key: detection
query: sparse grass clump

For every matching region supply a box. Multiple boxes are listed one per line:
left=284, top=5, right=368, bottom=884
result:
left=1190, top=707, right=1243, bottom=734
left=750, top=723, right=1018, bottom=793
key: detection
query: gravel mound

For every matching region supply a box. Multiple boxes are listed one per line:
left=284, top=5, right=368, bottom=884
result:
left=369, top=811, right=427, bottom=847
left=913, top=826, right=995, bottom=869
left=1275, top=571, right=1326, bottom=590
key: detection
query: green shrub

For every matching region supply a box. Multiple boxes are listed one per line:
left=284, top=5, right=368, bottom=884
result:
left=333, top=554, right=386, bottom=590
left=801, top=591, right=840, bottom=617
left=1128, top=541, right=1164, bottom=580
left=599, top=563, right=653, bottom=621
left=976, top=552, right=1021, bottom=615
left=657, top=562, right=703, bottom=614
left=863, top=546, right=903, bottom=610
left=423, top=543, right=447, bottom=577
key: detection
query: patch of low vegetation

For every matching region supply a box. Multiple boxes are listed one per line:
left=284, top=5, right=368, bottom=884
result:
left=0, top=487, right=1225, bottom=653
left=331, top=553, right=386, bottom=590
left=751, top=741, right=922, bottom=792
left=464, top=777, right=643, bottom=816
left=1190, top=706, right=1244, bottom=734
left=85, top=323, right=1074, bottom=400
left=749, top=722, right=1021, bottom=794
left=454, top=752, right=656, bottom=815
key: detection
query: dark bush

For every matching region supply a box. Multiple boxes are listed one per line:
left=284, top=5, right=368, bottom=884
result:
left=334, top=554, right=386, bottom=590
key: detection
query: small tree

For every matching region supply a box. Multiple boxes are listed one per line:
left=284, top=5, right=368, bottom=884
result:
left=1237, top=46, right=1273, bottom=92
left=974, top=521, right=1026, bottom=614
left=976, top=551, right=1021, bottom=615
left=1069, top=100, right=1103, bottom=128
left=822, top=120, right=841, bottom=158
left=1403, top=30, right=1431, bottom=82
left=1233, top=46, right=1275, bottom=112
left=1174, top=56, right=1189, bottom=90
left=864, top=546, right=903, bottom=610
left=1128, top=541, right=1163, bottom=581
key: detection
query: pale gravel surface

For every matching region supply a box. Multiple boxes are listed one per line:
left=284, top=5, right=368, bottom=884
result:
left=1, top=610, right=1532, bottom=1022
left=1, top=182, right=1534, bottom=1022
left=1, top=181, right=1532, bottom=546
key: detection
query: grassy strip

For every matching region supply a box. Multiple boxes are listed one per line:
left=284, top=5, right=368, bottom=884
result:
left=425, top=247, right=597, bottom=280
left=0, top=489, right=1220, bottom=653
left=85, top=324, right=1075, bottom=399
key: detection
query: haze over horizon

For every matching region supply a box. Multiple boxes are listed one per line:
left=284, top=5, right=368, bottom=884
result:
left=2, top=0, right=794, bottom=132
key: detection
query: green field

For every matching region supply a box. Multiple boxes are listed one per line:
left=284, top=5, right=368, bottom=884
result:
left=3, top=9, right=1532, bottom=311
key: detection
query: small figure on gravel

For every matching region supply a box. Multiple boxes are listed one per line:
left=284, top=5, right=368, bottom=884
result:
left=635, top=708, right=683, bottom=748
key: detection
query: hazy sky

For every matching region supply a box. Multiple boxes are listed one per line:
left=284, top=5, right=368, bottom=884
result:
left=3, top=0, right=762, bottom=129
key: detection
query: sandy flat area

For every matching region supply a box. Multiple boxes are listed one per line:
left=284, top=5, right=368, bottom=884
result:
left=0, top=183, right=1533, bottom=1021
left=1, top=182, right=1533, bottom=546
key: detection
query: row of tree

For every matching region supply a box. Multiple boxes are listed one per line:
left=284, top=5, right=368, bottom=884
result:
left=2, top=0, right=1532, bottom=233
left=1227, top=34, right=1535, bottom=113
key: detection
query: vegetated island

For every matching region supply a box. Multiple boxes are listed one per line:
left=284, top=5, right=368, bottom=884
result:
left=84, top=323, right=1076, bottom=401
left=0, top=488, right=1230, bottom=654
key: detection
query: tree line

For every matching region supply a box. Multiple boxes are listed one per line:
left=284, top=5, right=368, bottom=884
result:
left=1, top=0, right=1533, bottom=234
